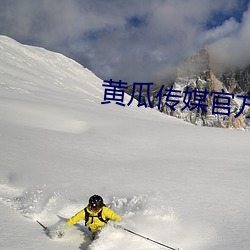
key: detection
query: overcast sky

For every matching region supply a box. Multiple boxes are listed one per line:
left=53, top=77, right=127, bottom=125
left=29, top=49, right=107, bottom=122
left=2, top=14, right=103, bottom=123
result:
left=0, top=0, right=249, bottom=83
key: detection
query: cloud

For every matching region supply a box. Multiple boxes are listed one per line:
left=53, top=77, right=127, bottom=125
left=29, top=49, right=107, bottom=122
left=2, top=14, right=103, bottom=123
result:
left=208, top=3, right=250, bottom=69
left=0, top=0, right=249, bottom=82
left=200, top=18, right=240, bottom=45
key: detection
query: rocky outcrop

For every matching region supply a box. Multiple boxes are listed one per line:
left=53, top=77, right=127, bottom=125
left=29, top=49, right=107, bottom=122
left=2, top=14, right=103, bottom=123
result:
left=126, top=49, right=250, bottom=130
left=165, top=49, right=247, bottom=129
left=216, top=66, right=250, bottom=94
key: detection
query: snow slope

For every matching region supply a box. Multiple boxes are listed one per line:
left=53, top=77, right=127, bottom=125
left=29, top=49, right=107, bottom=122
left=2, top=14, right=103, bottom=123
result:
left=0, top=35, right=250, bottom=250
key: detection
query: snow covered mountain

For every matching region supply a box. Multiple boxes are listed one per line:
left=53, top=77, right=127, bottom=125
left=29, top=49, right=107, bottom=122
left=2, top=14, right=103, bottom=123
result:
left=126, top=49, right=250, bottom=130
left=0, top=36, right=250, bottom=250
left=170, top=49, right=250, bottom=129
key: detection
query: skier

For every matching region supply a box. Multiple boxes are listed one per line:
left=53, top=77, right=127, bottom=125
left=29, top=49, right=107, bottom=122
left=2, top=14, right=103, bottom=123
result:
left=66, top=194, right=121, bottom=239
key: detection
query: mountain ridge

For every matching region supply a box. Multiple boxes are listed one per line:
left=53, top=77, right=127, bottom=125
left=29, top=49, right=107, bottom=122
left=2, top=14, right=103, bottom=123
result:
left=126, top=48, right=250, bottom=130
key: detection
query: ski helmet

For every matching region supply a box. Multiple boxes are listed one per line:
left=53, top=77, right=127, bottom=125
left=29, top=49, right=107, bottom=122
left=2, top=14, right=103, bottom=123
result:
left=89, top=195, right=104, bottom=210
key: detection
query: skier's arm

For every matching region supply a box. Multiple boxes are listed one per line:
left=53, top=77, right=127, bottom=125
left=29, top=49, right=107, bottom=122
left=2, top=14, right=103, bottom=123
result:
left=67, top=209, right=85, bottom=225
left=104, top=207, right=122, bottom=222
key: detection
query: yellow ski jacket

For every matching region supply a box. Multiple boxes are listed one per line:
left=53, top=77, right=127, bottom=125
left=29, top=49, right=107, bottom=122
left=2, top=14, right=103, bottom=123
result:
left=67, top=206, right=121, bottom=233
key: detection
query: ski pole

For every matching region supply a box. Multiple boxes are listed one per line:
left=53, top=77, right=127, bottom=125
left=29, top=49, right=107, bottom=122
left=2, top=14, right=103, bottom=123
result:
left=122, top=227, right=180, bottom=250
left=37, top=220, right=48, bottom=231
